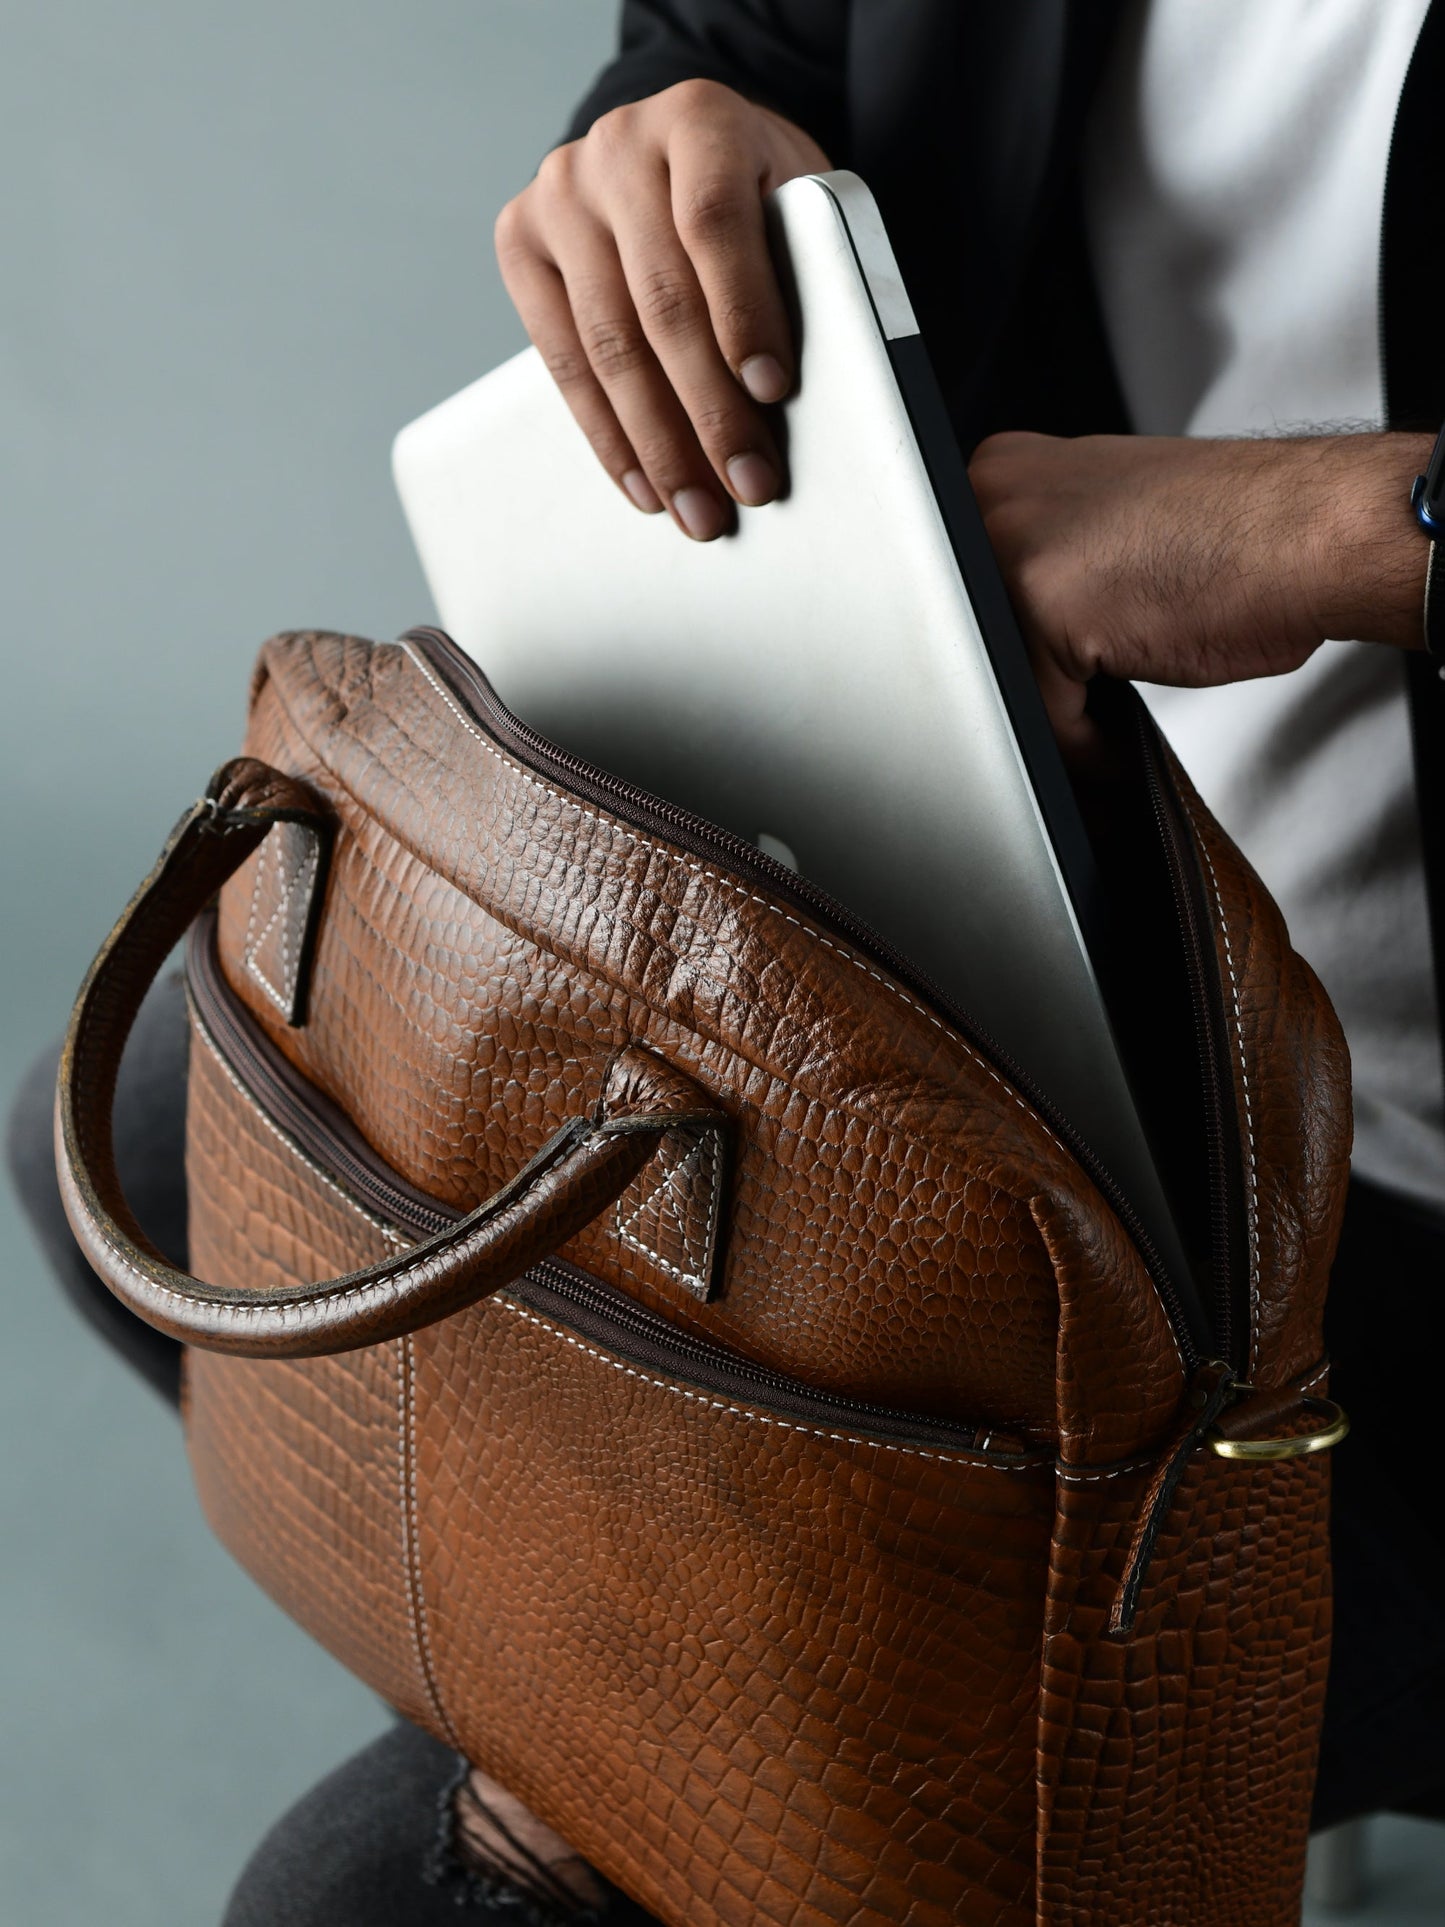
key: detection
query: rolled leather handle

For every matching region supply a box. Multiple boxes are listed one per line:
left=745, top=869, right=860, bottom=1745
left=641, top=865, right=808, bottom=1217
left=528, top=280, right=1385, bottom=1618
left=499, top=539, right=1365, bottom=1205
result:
left=54, top=758, right=726, bottom=1359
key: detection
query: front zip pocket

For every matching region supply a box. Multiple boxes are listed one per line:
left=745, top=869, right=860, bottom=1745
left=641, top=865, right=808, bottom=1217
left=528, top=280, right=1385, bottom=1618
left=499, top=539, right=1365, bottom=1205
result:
left=186, top=912, right=1039, bottom=1464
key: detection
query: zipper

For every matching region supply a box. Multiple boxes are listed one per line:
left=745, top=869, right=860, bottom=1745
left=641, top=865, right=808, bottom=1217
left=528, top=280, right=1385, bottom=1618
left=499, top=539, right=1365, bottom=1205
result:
left=404, top=625, right=1223, bottom=1367
left=187, top=913, right=456, bottom=1238
left=186, top=915, right=1030, bottom=1459
left=1134, top=709, right=1248, bottom=1368
left=512, top=1260, right=1028, bottom=1454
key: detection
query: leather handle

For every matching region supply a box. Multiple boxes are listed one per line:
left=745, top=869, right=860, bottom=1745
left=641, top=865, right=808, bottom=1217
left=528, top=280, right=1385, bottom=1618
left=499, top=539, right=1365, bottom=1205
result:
left=54, top=758, right=726, bottom=1359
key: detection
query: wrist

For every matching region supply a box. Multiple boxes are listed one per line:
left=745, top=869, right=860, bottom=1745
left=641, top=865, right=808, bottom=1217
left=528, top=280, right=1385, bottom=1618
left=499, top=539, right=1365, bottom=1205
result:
left=1308, top=432, right=1433, bottom=648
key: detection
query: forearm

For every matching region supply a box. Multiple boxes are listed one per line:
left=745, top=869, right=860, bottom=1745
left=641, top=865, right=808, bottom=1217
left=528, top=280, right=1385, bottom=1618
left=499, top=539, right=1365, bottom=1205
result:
left=969, top=427, right=1438, bottom=759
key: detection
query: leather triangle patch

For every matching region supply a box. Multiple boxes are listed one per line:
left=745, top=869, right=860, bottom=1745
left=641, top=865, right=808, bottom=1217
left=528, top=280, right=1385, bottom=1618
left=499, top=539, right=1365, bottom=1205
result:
left=612, top=1120, right=730, bottom=1302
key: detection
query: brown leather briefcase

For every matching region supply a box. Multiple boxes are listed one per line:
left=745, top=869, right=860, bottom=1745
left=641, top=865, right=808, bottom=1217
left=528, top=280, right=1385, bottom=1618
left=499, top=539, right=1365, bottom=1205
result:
left=57, top=626, right=1351, bottom=1925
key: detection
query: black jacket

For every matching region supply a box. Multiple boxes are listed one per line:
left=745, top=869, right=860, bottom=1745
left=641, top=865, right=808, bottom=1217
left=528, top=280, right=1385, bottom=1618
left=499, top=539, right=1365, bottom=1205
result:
left=566, top=0, right=1445, bottom=1051
left=567, top=2, right=1127, bottom=446
left=567, top=2, right=1444, bottom=439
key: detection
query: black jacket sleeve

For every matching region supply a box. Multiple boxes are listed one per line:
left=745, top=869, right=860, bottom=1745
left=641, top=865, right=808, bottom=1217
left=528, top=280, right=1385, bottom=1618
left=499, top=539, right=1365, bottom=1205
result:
left=563, top=0, right=850, bottom=162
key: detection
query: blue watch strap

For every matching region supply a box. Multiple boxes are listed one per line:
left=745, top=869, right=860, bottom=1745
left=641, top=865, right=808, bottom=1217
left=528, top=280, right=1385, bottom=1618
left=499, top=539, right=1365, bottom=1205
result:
left=1413, top=420, right=1445, bottom=538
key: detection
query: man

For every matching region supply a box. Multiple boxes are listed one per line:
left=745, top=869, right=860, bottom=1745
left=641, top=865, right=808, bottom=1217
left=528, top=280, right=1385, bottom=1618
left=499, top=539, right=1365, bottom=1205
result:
left=493, top=0, right=1445, bottom=1846
left=13, top=3, right=1443, bottom=1918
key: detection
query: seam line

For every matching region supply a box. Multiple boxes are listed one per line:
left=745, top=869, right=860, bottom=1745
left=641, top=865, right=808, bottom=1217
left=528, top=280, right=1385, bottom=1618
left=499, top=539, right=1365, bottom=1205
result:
left=1187, top=808, right=1262, bottom=1379
left=614, top=1130, right=714, bottom=1293
left=490, top=1298, right=1046, bottom=1470
left=399, top=1333, right=460, bottom=1746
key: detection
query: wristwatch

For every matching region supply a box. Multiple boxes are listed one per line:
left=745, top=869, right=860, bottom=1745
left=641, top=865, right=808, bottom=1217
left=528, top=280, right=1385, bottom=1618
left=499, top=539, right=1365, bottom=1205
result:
left=1410, top=420, right=1445, bottom=660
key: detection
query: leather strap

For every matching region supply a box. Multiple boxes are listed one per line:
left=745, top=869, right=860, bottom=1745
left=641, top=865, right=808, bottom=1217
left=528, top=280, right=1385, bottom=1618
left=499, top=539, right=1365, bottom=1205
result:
left=54, top=757, right=727, bottom=1359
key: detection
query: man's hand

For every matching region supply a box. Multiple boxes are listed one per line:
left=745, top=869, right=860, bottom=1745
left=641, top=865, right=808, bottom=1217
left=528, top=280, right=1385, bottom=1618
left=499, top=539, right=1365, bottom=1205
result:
left=970, top=430, right=1432, bottom=761
left=496, top=81, right=828, bottom=541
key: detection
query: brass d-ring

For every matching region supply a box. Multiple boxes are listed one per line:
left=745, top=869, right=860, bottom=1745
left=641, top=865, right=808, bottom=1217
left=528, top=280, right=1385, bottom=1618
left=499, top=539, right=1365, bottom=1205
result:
left=1208, top=1395, right=1349, bottom=1462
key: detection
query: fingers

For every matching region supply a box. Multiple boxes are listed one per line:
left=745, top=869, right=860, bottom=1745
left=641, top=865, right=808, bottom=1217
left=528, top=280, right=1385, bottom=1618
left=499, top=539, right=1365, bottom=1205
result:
left=494, top=214, right=663, bottom=516
left=971, top=432, right=1100, bottom=761
left=504, top=171, right=738, bottom=540
left=566, top=211, right=739, bottom=540
left=496, top=82, right=820, bottom=539
left=604, top=159, right=783, bottom=517
left=666, top=123, right=796, bottom=407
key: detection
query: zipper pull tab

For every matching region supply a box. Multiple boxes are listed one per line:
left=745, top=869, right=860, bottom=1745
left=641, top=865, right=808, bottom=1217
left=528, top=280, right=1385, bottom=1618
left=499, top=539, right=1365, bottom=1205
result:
left=1108, top=1358, right=1239, bottom=1637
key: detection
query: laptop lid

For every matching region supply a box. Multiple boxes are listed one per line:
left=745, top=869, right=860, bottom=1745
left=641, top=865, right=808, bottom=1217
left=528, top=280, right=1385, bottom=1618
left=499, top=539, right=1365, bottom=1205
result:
left=393, top=170, right=1203, bottom=1338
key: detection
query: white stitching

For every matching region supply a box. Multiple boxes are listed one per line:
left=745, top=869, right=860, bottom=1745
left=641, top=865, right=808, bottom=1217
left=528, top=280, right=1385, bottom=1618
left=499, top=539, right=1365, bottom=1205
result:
left=401, top=644, right=1200, bottom=1358
left=191, top=1002, right=1338, bottom=1489
left=1186, top=807, right=1262, bottom=1378
left=186, top=1052, right=1057, bottom=1470
left=615, top=1220, right=703, bottom=1291
left=243, top=829, right=319, bottom=1018
left=242, top=834, right=272, bottom=964
left=1056, top=1457, right=1158, bottom=1484
left=614, top=1133, right=698, bottom=1245
left=491, top=1298, right=1050, bottom=1471
left=246, top=844, right=293, bottom=970
left=399, top=1333, right=460, bottom=1746
left=614, top=1130, right=718, bottom=1294
left=242, top=837, right=292, bottom=1015
left=698, top=1119, right=724, bottom=1289
left=190, top=1005, right=410, bottom=1249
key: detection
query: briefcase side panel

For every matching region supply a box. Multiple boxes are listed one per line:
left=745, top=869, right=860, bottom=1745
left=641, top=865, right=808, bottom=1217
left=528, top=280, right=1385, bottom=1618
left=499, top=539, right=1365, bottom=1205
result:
left=181, top=973, right=1056, bottom=1927
left=1170, top=761, right=1352, bottom=1387
left=1037, top=1443, right=1332, bottom=1927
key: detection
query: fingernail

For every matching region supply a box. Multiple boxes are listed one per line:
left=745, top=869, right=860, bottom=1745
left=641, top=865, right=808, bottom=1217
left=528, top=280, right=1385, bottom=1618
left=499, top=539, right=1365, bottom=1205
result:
left=739, top=353, right=788, bottom=404
left=622, top=467, right=662, bottom=513
left=726, top=452, right=777, bottom=507
left=673, top=486, right=725, bottom=541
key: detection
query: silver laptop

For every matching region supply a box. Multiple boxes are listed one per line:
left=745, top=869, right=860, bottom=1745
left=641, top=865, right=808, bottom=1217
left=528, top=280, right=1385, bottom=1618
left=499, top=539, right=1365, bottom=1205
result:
left=393, top=170, right=1203, bottom=1336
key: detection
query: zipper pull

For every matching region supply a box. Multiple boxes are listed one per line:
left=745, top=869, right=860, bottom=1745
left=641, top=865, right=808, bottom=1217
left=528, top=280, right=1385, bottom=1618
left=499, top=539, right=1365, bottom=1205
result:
left=1107, top=1358, right=1239, bottom=1637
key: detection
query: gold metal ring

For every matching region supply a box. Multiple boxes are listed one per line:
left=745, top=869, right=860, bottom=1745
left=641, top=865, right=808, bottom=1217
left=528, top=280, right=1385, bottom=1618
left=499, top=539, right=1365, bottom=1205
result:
left=1208, top=1395, right=1349, bottom=1461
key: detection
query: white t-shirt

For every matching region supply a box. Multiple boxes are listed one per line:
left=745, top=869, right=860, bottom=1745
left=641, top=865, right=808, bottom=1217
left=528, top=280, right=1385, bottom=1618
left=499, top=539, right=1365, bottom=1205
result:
left=1085, top=0, right=1445, bottom=1209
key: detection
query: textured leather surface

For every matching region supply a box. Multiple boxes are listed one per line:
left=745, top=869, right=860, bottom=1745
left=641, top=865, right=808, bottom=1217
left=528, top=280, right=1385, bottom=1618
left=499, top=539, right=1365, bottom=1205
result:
left=55, top=754, right=726, bottom=1353
left=185, top=1025, right=438, bottom=1725
left=216, top=633, right=1191, bottom=1453
left=237, top=814, right=328, bottom=1025
left=1038, top=1441, right=1332, bottom=1924
left=61, top=629, right=1352, bottom=1924
left=417, top=1292, right=1052, bottom=1927
left=184, top=1041, right=1054, bottom=1925
left=1169, top=758, right=1352, bottom=1389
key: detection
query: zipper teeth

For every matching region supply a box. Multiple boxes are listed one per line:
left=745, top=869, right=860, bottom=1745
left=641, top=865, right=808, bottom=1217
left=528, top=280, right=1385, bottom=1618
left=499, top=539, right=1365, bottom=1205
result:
left=404, top=625, right=1198, bottom=1359
left=187, top=919, right=457, bottom=1233
left=523, top=1259, right=988, bottom=1439
left=1135, top=713, right=1241, bottom=1369
left=186, top=922, right=998, bottom=1452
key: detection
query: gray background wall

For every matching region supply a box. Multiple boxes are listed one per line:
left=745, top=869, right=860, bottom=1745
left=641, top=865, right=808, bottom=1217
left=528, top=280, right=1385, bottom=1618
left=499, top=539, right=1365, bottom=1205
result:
left=2, top=4, right=1441, bottom=1923
left=0, top=6, right=617, bottom=1922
